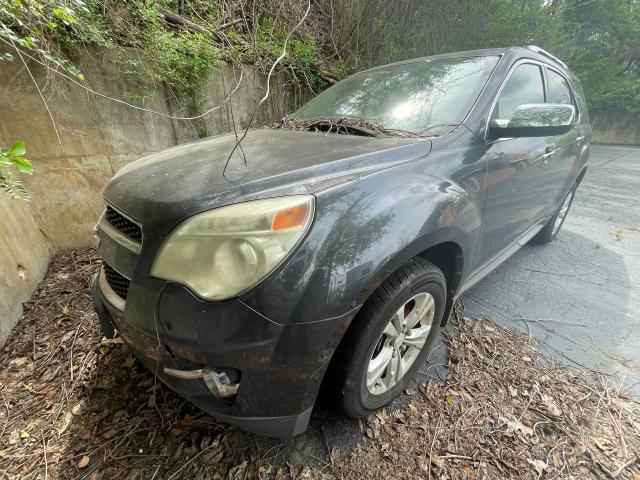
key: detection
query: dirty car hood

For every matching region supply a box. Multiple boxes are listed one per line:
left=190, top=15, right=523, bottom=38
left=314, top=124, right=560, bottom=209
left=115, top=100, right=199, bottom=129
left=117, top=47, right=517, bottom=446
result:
left=104, top=129, right=430, bottom=235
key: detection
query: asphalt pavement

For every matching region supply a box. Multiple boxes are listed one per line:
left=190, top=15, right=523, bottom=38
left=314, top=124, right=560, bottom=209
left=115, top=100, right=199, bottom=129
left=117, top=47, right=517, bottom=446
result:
left=464, top=144, right=640, bottom=396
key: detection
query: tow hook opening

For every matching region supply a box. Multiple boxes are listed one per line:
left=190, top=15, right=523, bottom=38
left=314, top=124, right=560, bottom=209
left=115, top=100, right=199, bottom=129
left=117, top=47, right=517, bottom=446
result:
left=163, top=367, right=240, bottom=398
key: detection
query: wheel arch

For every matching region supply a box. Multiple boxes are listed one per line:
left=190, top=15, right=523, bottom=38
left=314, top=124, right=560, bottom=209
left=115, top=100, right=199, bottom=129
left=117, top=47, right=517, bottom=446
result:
left=316, top=216, right=473, bottom=409
left=351, top=227, right=469, bottom=330
left=320, top=242, right=462, bottom=406
left=416, top=241, right=464, bottom=299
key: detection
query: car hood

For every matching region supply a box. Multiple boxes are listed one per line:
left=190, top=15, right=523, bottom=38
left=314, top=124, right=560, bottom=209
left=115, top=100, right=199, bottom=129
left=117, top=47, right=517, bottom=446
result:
left=104, top=129, right=430, bottom=235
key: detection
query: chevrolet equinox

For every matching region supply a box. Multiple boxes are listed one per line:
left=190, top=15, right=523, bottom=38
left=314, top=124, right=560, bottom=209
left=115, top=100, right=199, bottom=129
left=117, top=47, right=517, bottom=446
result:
left=92, top=46, right=591, bottom=437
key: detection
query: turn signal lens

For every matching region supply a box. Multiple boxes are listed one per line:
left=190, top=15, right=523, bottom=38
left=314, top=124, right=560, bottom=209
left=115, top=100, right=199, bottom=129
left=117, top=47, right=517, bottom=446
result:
left=272, top=203, right=309, bottom=231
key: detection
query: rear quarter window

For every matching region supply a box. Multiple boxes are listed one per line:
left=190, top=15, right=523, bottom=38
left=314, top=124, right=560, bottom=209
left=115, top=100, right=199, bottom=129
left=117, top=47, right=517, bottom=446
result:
left=568, top=77, right=589, bottom=123
left=547, top=70, right=573, bottom=104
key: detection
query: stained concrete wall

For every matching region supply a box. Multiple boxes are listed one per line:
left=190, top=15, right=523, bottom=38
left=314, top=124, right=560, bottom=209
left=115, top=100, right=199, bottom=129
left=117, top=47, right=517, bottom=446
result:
left=0, top=49, right=309, bottom=249
left=592, top=112, right=640, bottom=146
left=0, top=194, right=51, bottom=346
left=0, top=47, right=309, bottom=346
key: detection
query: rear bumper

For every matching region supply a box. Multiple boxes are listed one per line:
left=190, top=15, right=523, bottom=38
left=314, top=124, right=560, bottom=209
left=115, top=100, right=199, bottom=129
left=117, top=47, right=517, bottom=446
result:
left=91, top=271, right=354, bottom=437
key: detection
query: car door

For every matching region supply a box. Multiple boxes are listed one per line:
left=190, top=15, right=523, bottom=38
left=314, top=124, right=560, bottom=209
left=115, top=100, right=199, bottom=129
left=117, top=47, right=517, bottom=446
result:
left=474, top=61, right=552, bottom=268
left=538, top=66, right=580, bottom=216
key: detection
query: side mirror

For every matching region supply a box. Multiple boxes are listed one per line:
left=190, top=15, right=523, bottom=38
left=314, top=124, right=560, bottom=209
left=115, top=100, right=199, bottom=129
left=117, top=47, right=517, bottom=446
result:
left=488, top=103, right=575, bottom=140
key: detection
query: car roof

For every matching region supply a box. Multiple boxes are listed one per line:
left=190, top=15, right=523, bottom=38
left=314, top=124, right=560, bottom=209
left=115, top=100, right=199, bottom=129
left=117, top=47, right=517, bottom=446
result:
left=364, top=46, right=571, bottom=76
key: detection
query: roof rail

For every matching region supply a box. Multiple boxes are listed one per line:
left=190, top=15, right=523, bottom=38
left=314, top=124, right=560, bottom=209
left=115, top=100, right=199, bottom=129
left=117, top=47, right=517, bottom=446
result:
left=524, top=45, right=567, bottom=69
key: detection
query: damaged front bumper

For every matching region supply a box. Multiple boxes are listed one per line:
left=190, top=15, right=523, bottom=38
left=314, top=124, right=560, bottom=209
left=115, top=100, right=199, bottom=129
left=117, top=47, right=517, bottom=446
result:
left=90, top=270, right=352, bottom=438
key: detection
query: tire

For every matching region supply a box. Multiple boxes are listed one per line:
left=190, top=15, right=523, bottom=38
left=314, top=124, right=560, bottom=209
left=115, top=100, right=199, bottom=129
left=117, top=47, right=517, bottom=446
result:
left=331, top=257, right=446, bottom=418
left=531, top=185, right=576, bottom=244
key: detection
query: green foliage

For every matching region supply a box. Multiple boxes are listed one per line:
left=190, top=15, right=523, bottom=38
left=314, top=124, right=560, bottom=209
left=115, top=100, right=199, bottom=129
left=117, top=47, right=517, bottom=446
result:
left=342, top=0, right=563, bottom=66
left=2, top=0, right=637, bottom=117
left=0, top=142, right=33, bottom=200
left=1, top=0, right=336, bottom=121
left=557, top=0, right=640, bottom=113
left=69, top=1, right=222, bottom=106
left=0, top=0, right=85, bottom=79
left=224, top=17, right=331, bottom=91
left=290, top=36, right=326, bottom=91
left=336, top=0, right=640, bottom=114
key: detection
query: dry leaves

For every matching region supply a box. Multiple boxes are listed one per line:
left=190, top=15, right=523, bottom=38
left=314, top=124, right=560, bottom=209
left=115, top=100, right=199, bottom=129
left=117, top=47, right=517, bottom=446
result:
left=1, top=250, right=639, bottom=479
left=77, top=455, right=90, bottom=469
left=273, top=116, right=421, bottom=137
left=312, top=313, right=640, bottom=479
left=0, top=249, right=237, bottom=478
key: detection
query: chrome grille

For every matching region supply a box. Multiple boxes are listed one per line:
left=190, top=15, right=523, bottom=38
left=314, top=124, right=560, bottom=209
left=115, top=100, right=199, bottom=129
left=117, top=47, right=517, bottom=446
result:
left=105, top=206, right=142, bottom=242
left=104, top=264, right=130, bottom=300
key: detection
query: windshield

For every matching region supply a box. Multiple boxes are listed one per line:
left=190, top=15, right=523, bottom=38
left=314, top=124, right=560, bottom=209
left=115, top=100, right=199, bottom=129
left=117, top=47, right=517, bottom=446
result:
left=293, top=56, right=499, bottom=135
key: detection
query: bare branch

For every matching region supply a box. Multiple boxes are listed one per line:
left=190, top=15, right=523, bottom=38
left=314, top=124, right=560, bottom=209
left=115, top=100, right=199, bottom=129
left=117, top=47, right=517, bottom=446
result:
left=260, top=0, right=312, bottom=106
left=223, top=0, right=312, bottom=176
left=162, top=11, right=209, bottom=34
left=212, top=18, right=243, bottom=33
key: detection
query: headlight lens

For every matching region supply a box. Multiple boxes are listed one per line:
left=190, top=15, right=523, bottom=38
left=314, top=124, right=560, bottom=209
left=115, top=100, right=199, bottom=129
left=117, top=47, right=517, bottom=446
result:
left=151, top=195, right=315, bottom=300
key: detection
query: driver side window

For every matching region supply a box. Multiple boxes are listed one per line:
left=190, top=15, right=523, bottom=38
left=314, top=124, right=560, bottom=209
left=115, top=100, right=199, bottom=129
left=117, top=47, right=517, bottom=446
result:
left=492, top=64, right=545, bottom=124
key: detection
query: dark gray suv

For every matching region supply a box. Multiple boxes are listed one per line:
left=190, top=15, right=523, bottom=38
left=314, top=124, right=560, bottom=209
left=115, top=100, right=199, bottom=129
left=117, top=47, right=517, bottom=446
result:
left=92, top=46, right=591, bottom=437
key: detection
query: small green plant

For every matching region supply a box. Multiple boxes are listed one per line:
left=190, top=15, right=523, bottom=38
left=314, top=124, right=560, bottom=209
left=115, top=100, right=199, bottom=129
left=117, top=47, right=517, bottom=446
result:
left=0, top=142, right=33, bottom=200
left=611, top=229, right=624, bottom=241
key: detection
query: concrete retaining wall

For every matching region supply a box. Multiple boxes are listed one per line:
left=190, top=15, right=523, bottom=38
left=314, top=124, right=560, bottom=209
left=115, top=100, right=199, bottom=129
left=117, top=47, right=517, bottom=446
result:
left=592, top=112, right=640, bottom=146
left=0, top=48, right=309, bottom=346
left=0, top=194, right=51, bottom=346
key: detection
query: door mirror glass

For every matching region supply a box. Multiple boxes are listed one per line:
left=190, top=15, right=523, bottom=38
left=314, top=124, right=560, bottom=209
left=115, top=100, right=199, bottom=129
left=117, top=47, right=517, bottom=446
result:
left=489, top=103, right=575, bottom=139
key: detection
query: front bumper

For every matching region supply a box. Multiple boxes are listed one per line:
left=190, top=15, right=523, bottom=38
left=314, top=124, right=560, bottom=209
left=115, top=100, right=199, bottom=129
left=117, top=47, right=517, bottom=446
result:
left=91, top=270, right=354, bottom=437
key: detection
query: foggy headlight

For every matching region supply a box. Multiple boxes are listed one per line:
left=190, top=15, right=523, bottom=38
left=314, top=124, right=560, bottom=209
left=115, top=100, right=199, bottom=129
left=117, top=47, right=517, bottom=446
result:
left=151, top=195, right=315, bottom=300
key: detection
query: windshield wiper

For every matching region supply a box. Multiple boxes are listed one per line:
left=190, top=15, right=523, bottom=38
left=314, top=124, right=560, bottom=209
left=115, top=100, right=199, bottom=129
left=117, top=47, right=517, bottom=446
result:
left=419, top=122, right=485, bottom=141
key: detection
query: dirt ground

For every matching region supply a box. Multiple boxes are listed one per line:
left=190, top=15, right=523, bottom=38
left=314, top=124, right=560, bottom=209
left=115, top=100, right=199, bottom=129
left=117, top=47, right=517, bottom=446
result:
left=1, top=249, right=639, bottom=479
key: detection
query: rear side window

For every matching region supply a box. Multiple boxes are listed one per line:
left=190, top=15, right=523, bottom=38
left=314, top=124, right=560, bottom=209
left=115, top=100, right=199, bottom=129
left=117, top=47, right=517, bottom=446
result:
left=493, top=63, right=545, bottom=121
left=547, top=70, right=573, bottom=104
left=570, top=78, right=589, bottom=123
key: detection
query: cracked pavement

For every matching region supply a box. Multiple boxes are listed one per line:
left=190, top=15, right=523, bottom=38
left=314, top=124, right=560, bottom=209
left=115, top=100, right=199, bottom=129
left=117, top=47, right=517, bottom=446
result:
left=464, top=144, right=640, bottom=396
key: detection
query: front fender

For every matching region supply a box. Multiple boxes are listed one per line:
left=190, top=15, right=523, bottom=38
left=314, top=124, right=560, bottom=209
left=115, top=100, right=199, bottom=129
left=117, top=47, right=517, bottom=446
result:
left=242, top=157, right=483, bottom=324
left=358, top=225, right=470, bottom=303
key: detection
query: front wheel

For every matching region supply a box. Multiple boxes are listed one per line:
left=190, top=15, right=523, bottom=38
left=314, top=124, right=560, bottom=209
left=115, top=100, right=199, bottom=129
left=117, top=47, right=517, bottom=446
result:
left=332, top=257, right=446, bottom=418
left=531, top=186, right=576, bottom=244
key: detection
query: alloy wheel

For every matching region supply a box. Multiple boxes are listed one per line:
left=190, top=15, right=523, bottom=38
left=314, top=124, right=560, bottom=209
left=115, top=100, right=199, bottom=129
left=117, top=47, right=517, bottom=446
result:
left=366, top=292, right=436, bottom=395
